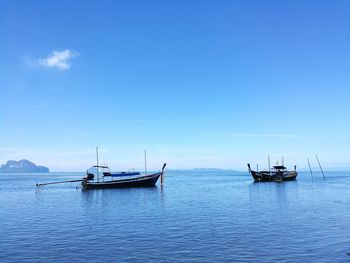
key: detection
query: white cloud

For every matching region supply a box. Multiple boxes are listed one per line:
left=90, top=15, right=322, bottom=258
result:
left=38, top=49, right=78, bottom=70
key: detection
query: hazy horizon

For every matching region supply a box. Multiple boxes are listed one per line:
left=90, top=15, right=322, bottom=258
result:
left=1, top=156, right=350, bottom=173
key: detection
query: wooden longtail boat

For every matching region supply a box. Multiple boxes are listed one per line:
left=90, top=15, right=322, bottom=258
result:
left=35, top=148, right=166, bottom=189
left=247, top=163, right=297, bottom=182
left=81, top=163, right=166, bottom=190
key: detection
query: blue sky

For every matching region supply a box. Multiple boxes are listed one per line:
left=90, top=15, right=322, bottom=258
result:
left=1, top=0, right=350, bottom=171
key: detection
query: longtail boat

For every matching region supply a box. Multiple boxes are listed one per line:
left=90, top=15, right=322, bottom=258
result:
left=81, top=163, right=166, bottom=190
left=36, top=148, right=166, bottom=189
left=247, top=163, right=297, bottom=182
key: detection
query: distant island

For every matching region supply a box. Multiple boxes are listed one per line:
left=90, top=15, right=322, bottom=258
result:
left=0, top=159, right=49, bottom=173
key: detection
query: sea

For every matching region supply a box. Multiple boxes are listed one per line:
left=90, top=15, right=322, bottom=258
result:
left=1, top=170, right=350, bottom=262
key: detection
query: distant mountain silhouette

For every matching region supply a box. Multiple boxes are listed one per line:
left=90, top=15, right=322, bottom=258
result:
left=0, top=159, right=49, bottom=173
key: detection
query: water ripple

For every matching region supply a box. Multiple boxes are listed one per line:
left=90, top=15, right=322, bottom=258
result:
left=1, top=171, right=350, bottom=262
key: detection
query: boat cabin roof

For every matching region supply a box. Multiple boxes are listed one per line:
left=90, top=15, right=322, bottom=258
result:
left=93, top=165, right=109, bottom=169
left=273, top=165, right=286, bottom=170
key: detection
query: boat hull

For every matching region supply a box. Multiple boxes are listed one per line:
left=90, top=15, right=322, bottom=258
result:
left=82, top=172, right=162, bottom=190
left=247, top=163, right=297, bottom=182
left=250, top=170, right=298, bottom=182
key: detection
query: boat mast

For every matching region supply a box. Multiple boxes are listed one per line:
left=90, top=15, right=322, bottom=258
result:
left=144, top=149, right=147, bottom=176
left=268, top=155, right=271, bottom=176
left=96, top=147, right=99, bottom=182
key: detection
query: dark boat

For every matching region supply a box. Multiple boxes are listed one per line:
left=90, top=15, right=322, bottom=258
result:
left=82, top=163, right=166, bottom=190
left=247, top=163, right=297, bottom=182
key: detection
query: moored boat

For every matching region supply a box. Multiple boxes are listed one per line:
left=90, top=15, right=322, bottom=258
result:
left=82, top=163, right=166, bottom=190
left=247, top=163, right=297, bottom=182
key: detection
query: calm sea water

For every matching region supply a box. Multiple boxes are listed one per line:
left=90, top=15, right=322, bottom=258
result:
left=1, top=170, right=350, bottom=262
